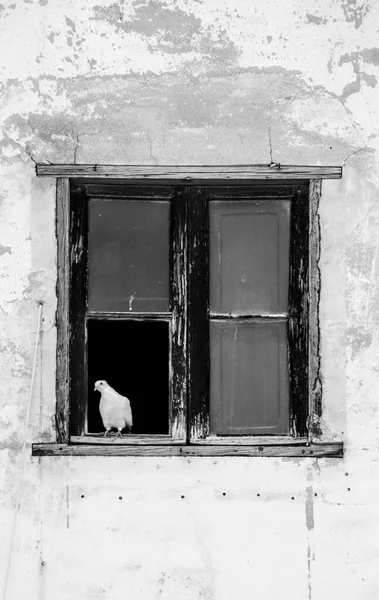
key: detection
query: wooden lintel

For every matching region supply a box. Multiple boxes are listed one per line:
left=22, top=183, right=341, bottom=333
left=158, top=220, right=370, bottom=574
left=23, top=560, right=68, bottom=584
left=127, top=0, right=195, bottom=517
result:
left=37, top=164, right=342, bottom=180
left=32, top=442, right=343, bottom=457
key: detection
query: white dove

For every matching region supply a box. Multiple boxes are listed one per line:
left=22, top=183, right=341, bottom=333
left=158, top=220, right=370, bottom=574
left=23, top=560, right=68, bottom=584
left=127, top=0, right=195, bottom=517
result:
left=94, top=380, right=133, bottom=438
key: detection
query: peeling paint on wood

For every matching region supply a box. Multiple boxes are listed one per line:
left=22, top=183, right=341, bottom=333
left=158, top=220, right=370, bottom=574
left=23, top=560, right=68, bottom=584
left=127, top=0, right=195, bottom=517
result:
left=55, top=178, right=70, bottom=443
left=309, top=181, right=323, bottom=433
left=36, top=164, right=343, bottom=179
left=170, top=186, right=187, bottom=441
left=32, top=442, right=343, bottom=457
left=289, top=186, right=309, bottom=437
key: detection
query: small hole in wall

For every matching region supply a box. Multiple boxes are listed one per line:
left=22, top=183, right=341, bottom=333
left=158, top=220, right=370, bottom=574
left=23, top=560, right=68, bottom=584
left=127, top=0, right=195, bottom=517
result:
left=257, top=493, right=260, bottom=497
left=119, top=496, right=123, bottom=500
left=314, top=493, right=318, bottom=497
left=345, top=472, right=349, bottom=476
left=347, top=488, right=351, bottom=492
left=181, top=495, right=185, bottom=499
left=81, top=495, right=85, bottom=499
left=291, top=497, right=295, bottom=500
left=222, top=492, right=226, bottom=496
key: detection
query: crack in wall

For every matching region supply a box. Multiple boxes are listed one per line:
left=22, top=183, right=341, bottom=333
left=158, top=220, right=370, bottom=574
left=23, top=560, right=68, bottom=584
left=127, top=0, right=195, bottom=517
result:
left=268, top=124, right=273, bottom=164
left=70, top=125, right=80, bottom=164
left=6, top=138, right=38, bottom=173
left=147, top=130, right=158, bottom=165
left=342, top=147, right=367, bottom=165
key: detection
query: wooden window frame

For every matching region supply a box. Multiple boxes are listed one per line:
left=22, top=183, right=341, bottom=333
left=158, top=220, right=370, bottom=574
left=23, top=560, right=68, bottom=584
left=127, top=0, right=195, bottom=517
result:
left=69, top=182, right=187, bottom=445
left=33, top=165, right=343, bottom=457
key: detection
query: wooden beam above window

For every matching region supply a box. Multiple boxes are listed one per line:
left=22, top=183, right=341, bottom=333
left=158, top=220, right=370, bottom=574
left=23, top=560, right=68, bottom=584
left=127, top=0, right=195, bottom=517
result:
left=36, top=164, right=342, bottom=179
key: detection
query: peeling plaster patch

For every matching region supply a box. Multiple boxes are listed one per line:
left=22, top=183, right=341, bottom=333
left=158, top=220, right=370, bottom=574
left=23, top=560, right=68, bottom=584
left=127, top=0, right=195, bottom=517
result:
left=91, top=0, right=239, bottom=69
left=281, top=90, right=365, bottom=149
left=65, top=17, right=76, bottom=34
left=0, top=68, right=360, bottom=164
left=361, top=48, right=379, bottom=66
left=339, top=48, right=379, bottom=69
left=93, top=1, right=203, bottom=54
left=347, top=328, right=373, bottom=360
left=341, top=78, right=361, bottom=100
left=306, top=13, right=325, bottom=25
left=341, top=0, right=369, bottom=28
left=47, top=31, right=56, bottom=44
left=0, top=244, right=12, bottom=256
left=22, top=270, right=47, bottom=299
left=25, top=112, right=78, bottom=158
left=337, top=48, right=379, bottom=100
left=0, top=338, right=31, bottom=379
left=0, top=142, right=23, bottom=160
left=362, top=73, right=377, bottom=88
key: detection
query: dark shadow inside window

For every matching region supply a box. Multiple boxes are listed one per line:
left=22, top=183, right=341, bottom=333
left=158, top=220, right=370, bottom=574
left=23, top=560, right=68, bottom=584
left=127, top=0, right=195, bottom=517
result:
left=87, top=320, right=169, bottom=435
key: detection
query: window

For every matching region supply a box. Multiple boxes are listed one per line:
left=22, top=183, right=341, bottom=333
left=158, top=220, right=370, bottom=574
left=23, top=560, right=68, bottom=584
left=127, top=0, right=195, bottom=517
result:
left=71, top=180, right=308, bottom=441
left=33, top=166, right=343, bottom=457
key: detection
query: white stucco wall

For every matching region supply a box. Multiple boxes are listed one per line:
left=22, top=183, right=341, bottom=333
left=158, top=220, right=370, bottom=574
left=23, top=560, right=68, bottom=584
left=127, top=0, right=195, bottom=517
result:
left=1, top=1, right=379, bottom=598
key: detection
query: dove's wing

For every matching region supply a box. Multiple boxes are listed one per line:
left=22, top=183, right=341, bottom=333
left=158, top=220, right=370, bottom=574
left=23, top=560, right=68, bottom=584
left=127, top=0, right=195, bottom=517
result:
left=99, top=386, right=133, bottom=430
left=121, top=396, right=133, bottom=429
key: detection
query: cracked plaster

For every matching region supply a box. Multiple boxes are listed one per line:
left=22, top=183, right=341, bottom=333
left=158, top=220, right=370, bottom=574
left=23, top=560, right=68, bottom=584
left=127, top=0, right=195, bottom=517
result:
left=1, top=1, right=379, bottom=599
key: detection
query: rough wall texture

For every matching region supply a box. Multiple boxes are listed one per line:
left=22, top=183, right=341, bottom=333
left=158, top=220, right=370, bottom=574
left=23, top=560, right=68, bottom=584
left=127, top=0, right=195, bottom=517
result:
left=1, top=1, right=379, bottom=598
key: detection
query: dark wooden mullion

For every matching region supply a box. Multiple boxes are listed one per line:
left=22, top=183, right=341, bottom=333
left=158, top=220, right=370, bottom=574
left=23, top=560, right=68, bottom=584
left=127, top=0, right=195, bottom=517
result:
left=288, top=186, right=309, bottom=437
left=170, top=186, right=187, bottom=440
left=69, top=182, right=88, bottom=436
left=188, top=186, right=210, bottom=441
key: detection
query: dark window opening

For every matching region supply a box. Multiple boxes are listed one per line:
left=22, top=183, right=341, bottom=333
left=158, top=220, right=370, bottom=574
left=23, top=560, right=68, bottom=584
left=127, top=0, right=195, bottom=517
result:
left=87, top=320, right=170, bottom=435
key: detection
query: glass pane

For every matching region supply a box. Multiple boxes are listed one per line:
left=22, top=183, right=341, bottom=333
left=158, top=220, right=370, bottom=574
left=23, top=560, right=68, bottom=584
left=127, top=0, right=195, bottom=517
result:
left=88, top=200, right=170, bottom=312
left=210, top=320, right=289, bottom=435
left=210, top=200, right=290, bottom=315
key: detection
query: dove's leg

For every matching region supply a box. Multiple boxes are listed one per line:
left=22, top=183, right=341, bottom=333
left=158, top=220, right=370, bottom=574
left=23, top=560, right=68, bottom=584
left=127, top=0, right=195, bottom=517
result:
left=115, top=429, right=123, bottom=439
left=103, top=427, right=112, bottom=437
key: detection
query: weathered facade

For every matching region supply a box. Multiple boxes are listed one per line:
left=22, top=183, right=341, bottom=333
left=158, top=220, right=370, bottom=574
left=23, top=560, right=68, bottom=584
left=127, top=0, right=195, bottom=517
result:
left=1, top=0, right=379, bottom=598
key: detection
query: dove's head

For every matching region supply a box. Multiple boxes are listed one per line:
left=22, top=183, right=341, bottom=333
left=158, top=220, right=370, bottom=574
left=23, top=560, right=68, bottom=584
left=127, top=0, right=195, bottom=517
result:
left=94, top=380, right=108, bottom=393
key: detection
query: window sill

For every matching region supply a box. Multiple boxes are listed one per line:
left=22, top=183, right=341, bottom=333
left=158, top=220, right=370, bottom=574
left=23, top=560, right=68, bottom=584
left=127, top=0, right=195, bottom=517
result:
left=32, top=441, right=343, bottom=457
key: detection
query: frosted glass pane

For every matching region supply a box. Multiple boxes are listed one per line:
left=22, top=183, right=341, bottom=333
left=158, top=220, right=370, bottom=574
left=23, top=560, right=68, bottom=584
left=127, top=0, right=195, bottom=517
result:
left=88, top=200, right=169, bottom=312
left=210, top=201, right=290, bottom=314
left=210, top=320, right=289, bottom=435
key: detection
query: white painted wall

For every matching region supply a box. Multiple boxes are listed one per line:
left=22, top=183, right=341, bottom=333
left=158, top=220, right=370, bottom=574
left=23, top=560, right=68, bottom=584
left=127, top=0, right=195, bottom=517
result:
left=1, top=1, right=379, bottom=598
